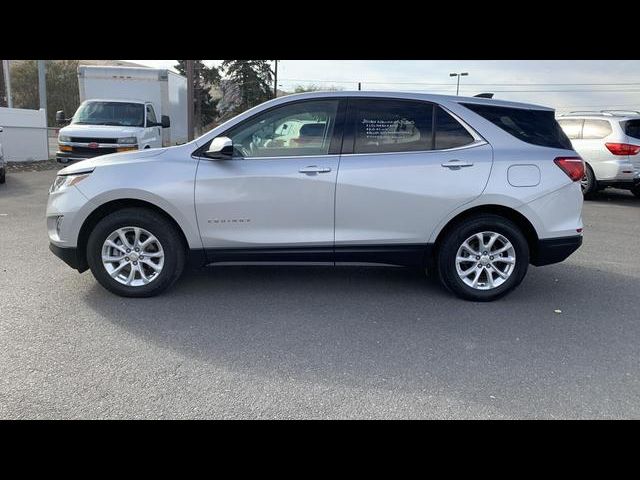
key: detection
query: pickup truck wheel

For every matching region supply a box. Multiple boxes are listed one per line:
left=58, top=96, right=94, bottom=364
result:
left=86, top=208, right=185, bottom=297
left=437, top=214, right=529, bottom=301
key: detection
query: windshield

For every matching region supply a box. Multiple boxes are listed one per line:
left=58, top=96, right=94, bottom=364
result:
left=72, top=101, right=145, bottom=127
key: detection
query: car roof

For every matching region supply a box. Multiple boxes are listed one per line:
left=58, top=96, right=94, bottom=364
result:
left=274, top=90, right=554, bottom=111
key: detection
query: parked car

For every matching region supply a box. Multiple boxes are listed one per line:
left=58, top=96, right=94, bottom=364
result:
left=557, top=111, right=640, bottom=198
left=0, top=126, right=5, bottom=184
left=55, top=66, right=188, bottom=164
left=46, top=91, right=584, bottom=301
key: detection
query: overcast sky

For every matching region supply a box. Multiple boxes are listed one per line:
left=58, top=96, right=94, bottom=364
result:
left=127, top=60, right=640, bottom=114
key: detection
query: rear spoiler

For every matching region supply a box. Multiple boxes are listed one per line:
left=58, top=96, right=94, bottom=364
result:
left=474, top=93, right=494, bottom=99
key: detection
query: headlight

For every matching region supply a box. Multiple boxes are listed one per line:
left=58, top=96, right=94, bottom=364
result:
left=49, top=173, right=91, bottom=194
left=59, top=135, right=71, bottom=143
left=117, top=137, right=137, bottom=144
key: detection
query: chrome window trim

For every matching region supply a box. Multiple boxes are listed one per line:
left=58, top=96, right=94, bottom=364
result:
left=340, top=139, right=488, bottom=158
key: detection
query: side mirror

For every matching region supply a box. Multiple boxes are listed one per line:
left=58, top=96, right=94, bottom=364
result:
left=204, top=137, right=234, bottom=159
left=55, top=110, right=67, bottom=125
left=161, top=115, right=170, bottom=128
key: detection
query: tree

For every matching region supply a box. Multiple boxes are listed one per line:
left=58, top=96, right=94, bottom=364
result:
left=0, top=61, right=6, bottom=106
left=174, top=60, right=221, bottom=132
left=8, top=60, right=80, bottom=125
left=220, top=60, right=273, bottom=118
left=293, top=84, right=343, bottom=93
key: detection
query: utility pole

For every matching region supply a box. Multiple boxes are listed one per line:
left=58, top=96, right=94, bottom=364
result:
left=38, top=60, right=47, bottom=125
left=449, top=72, right=468, bottom=96
left=273, top=60, right=278, bottom=98
left=2, top=60, right=12, bottom=108
left=186, top=60, right=194, bottom=141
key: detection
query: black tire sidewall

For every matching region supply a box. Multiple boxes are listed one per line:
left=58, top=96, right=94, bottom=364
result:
left=86, top=208, right=185, bottom=297
left=437, top=215, right=529, bottom=301
left=631, top=185, right=640, bottom=198
left=582, top=163, right=597, bottom=198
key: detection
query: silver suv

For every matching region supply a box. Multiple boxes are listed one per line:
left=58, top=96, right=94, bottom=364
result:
left=47, top=92, right=584, bottom=301
left=557, top=111, right=640, bottom=198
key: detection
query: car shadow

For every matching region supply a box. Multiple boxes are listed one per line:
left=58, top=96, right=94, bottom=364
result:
left=587, top=188, right=639, bottom=207
left=81, top=262, right=640, bottom=418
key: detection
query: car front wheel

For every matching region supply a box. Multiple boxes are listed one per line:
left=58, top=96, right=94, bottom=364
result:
left=86, top=208, right=185, bottom=297
left=436, top=214, right=529, bottom=301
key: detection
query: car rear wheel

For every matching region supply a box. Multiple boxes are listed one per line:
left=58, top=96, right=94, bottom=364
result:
left=581, top=163, right=597, bottom=198
left=0, top=167, right=5, bottom=184
left=631, top=184, right=640, bottom=199
left=436, top=214, right=529, bottom=301
left=86, top=208, right=185, bottom=297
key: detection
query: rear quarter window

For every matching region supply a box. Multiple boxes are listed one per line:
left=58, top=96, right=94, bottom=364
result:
left=462, top=103, right=573, bottom=149
left=623, top=119, right=640, bottom=140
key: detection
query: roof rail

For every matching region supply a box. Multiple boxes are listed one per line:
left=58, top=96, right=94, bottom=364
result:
left=559, top=109, right=640, bottom=117
left=600, top=109, right=640, bottom=116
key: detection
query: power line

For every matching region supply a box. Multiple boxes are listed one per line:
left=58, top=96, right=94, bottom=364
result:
left=280, top=78, right=640, bottom=87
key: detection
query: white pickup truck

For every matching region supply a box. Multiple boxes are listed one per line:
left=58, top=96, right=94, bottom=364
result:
left=56, top=66, right=187, bottom=164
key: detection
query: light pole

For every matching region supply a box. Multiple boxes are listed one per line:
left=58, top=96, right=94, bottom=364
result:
left=273, top=60, right=278, bottom=98
left=450, top=72, right=468, bottom=96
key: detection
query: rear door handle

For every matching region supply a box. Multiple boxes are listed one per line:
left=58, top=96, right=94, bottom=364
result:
left=299, top=165, right=332, bottom=174
left=441, top=159, right=474, bottom=169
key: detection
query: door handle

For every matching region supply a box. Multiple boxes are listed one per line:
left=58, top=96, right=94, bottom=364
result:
left=299, top=166, right=332, bottom=174
left=441, top=159, right=474, bottom=169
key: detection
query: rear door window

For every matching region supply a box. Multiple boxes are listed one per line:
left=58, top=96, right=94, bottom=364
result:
left=434, top=106, right=475, bottom=149
left=557, top=119, right=584, bottom=139
left=623, top=119, right=640, bottom=140
left=352, top=99, right=433, bottom=154
left=582, top=120, right=612, bottom=139
left=462, top=103, right=573, bottom=149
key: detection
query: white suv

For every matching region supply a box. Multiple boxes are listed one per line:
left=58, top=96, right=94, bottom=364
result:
left=557, top=111, right=640, bottom=198
left=46, top=92, right=584, bottom=301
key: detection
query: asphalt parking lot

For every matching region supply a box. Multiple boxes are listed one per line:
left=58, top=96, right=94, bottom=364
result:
left=1, top=167, right=639, bottom=419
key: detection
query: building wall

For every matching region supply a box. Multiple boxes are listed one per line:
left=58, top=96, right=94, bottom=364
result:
left=0, top=107, right=49, bottom=162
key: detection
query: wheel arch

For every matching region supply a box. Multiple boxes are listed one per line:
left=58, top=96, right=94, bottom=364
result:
left=76, top=199, right=190, bottom=272
left=431, top=204, right=540, bottom=264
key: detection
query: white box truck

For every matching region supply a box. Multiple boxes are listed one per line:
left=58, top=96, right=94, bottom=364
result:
left=55, top=66, right=188, bottom=163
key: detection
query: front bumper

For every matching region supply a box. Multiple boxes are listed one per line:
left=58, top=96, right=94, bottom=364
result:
left=531, top=235, right=583, bottom=267
left=56, top=150, right=104, bottom=163
left=49, top=243, right=88, bottom=272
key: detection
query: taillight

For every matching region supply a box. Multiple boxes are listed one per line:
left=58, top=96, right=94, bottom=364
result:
left=554, top=157, right=585, bottom=182
left=605, top=143, right=640, bottom=155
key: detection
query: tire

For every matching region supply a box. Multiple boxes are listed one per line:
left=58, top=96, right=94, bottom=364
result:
left=0, top=168, right=5, bottom=184
left=631, top=185, right=640, bottom=199
left=86, top=208, right=185, bottom=297
left=581, top=163, right=597, bottom=199
left=436, top=214, right=529, bottom=301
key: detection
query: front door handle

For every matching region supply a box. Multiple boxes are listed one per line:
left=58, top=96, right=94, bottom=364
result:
left=441, top=159, right=474, bottom=169
left=299, top=166, right=332, bottom=174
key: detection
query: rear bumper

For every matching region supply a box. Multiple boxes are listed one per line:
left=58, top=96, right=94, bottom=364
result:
left=531, top=235, right=583, bottom=267
left=597, top=177, right=640, bottom=189
left=49, top=243, right=88, bottom=272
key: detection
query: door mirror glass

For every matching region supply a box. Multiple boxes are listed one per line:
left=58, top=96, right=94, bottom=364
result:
left=161, top=115, right=170, bottom=128
left=204, top=137, right=234, bottom=159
